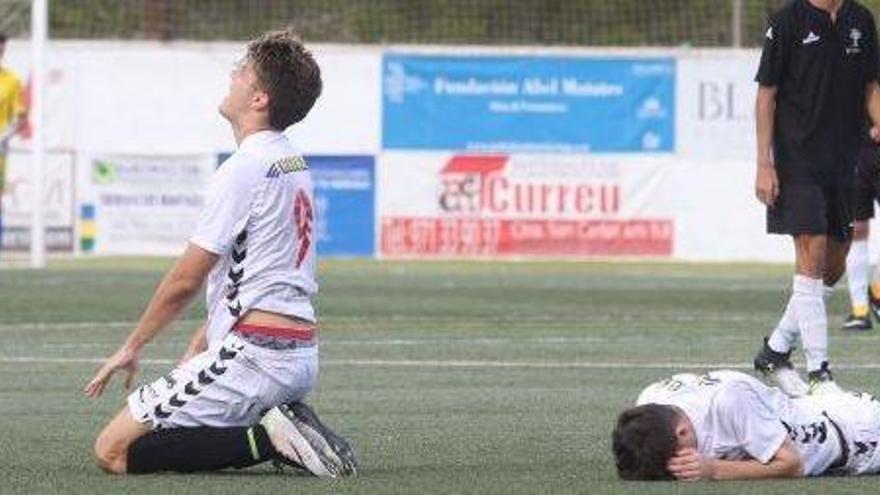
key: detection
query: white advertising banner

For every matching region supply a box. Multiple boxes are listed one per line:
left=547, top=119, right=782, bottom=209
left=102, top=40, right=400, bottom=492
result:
left=659, top=159, right=793, bottom=262
left=79, top=154, right=215, bottom=255
left=676, top=51, right=760, bottom=161
left=1, top=150, right=75, bottom=251
left=379, top=153, right=676, bottom=258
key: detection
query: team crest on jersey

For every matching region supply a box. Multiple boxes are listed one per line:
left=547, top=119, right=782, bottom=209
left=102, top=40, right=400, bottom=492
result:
left=765, top=27, right=773, bottom=40
left=266, top=156, right=308, bottom=178
left=847, top=28, right=863, bottom=54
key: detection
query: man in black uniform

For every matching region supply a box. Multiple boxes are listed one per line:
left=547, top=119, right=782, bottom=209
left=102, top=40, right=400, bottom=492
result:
left=842, top=128, right=880, bottom=330
left=753, top=0, right=880, bottom=395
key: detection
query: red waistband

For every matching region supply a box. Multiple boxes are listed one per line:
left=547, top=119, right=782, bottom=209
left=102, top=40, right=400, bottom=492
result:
left=233, top=323, right=316, bottom=340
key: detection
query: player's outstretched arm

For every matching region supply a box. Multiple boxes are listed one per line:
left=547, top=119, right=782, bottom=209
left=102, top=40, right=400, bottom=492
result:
left=667, top=439, right=802, bottom=481
left=84, top=243, right=218, bottom=398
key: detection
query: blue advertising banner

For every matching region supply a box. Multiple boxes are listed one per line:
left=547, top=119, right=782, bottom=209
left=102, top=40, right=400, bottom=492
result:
left=218, top=153, right=375, bottom=257
left=309, top=155, right=375, bottom=257
left=383, top=54, right=675, bottom=153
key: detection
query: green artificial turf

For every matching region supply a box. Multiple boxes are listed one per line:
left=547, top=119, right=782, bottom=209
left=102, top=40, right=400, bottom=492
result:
left=1, top=258, right=877, bottom=494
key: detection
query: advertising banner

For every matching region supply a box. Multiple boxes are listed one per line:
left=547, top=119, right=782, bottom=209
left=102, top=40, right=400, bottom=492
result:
left=1, top=150, right=75, bottom=251
left=379, top=153, right=674, bottom=258
left=80, top=154, right=215, bottom=255
left=676, top=52, right=759, bottom=160
left=383, top=54, right=676, bottom=153
left=310, top=155, right=375, bottom=257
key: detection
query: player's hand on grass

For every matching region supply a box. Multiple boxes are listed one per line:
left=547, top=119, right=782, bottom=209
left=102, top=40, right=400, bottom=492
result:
left=84, top=345, right=141, bottom=398
left=667, top=448, right=713, bottom=481
left=755, top=158, right=779, bottom=207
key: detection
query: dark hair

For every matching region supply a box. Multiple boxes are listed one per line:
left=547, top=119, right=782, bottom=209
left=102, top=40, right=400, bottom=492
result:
left=247, top=30, right=322, bottom=130
left=0, top=33, right=7, bottom=44
left=611, top=404, right=680, bottom=481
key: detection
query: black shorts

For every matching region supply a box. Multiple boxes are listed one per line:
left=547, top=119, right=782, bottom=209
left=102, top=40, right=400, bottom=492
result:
left=853, top=143, right=880, bottom=221
left=767, top=183, right=854, bottom=241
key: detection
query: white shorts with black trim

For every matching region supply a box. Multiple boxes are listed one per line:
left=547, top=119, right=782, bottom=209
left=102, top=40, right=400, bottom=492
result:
left=127, top=332, right=318, bottom=430
left=818, top=392, right=880, bottom=476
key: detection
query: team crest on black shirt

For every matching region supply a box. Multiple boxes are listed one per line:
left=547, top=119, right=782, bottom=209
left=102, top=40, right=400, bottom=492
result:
left=847, top=28, right=863, bottom=54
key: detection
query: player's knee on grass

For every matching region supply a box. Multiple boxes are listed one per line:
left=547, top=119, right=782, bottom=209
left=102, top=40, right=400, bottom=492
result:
left=93, top=406, right=151, bottom=474
left=93, top=428, right=128, bottom=474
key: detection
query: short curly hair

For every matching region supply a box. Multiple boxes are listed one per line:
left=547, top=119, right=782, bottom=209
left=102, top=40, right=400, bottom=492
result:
left=247, top=30, right=322, bottom=130
left=611, top=404, right=680, bottom=481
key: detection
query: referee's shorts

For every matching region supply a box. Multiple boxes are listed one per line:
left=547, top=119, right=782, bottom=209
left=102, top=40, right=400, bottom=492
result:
left=767, top=183, right=854, bottom=242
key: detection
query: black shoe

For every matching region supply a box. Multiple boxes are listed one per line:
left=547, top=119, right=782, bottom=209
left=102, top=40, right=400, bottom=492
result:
left=286, top=402, right=358, bottom=477
left=807, top=362, right=844, bottom=395
left=870, top=288, right=880, bottom=322
left=842, top=313, right=872, bottom=331
left=753, top=337, right=810, bottom=396
left=753, top=337, right=794, bottom=375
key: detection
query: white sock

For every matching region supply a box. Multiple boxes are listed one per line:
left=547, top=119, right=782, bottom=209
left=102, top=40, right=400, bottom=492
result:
left=847, top=239, right=870, bottom=312
left=768, top=294, right=799, bottom=354
left=789, top=275, right=827, bottom=372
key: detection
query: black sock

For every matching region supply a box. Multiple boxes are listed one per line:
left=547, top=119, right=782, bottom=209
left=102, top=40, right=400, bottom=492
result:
left=127, top=425, right=274, bottom=473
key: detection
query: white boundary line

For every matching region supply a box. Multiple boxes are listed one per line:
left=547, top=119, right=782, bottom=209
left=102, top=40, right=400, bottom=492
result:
left=0, top=320, right=204, bottom=331
left=6, top=355, right=880, bottom=370
left=0, top=311, right=777, bottom=332
left=5, top=334, right=880, bottom=349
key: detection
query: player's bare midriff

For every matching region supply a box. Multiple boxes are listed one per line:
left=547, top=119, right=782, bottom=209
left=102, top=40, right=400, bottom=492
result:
left=239, top=309, right=315, bottom=330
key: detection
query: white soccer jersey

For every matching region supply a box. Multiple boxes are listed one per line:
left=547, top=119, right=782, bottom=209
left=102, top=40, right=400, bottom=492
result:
left=636, top=371, right=842, bottom=476
left=190, top=130, right=318, bottom=345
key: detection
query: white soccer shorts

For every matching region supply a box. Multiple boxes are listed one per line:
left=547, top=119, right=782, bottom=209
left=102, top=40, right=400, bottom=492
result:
left=127, top=332, right=318, bottom=430
left=811, top=392, right=880, bottom=475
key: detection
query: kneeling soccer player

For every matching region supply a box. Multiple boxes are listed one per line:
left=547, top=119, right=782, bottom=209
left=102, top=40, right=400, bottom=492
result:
left=612, top=370, right=880, bottom=481
left=83, top=31, right=356, bottom=477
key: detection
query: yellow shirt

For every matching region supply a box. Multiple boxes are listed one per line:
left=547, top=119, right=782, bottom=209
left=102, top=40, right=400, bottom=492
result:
left=0, top=67, right=25, bottom=133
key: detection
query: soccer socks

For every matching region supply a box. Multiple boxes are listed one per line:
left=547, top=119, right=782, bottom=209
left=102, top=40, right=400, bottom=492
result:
left=768, top=294, right=799, bottom=354
left=767, top=275, right=828, bottom=372
left=794, top=276, right=828, bottom=372
left=847, top=239, right=870, bottom=315
left=126, top=425, right=274, bottom=474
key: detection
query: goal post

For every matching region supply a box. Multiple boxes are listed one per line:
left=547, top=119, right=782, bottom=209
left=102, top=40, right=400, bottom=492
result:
left=29, top=0, right=46, bottom=268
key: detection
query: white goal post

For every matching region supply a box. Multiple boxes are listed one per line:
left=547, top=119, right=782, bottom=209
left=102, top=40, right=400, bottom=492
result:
left=29, top=0, right=46, bottom=268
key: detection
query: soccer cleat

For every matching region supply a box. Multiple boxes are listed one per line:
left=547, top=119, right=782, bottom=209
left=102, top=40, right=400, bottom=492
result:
left=260, top=405, right=335, bottom=478
left=808, top=362, right=844, bottom=395
left=285, top=401, right=358, bottom=478
left=753, top=337, right=809, bottom=397
left=842, top=313, right=872, bottom=331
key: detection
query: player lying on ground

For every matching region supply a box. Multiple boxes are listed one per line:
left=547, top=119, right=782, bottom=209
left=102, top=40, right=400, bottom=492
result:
left=612, top=370, right=880, bottom=481
left=83, top=31, right=356, bottom=477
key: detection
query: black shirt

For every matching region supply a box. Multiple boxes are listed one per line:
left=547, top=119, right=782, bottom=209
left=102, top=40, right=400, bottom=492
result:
left=756, top=0, right=879, bottom=185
